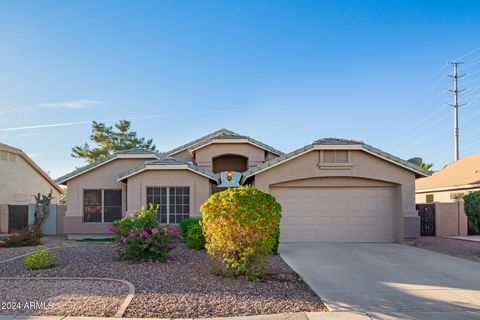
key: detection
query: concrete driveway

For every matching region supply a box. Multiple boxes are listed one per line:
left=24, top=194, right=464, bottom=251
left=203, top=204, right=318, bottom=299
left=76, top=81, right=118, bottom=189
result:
left=281, top=243, right=480, bottom=320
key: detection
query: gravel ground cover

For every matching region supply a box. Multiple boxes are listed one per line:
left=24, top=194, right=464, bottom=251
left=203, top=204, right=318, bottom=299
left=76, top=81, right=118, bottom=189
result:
left=414, top=236, right=480, bottom=263
left=0, top=278, right=128, bottom=317
left=0, top=236, right=81, bottom=262
left=0, top=242, right=326, bottom=318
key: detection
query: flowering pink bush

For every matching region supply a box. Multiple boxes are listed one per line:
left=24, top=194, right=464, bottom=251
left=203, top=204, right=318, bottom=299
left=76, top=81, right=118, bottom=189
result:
left=111, top=204, right=179, bottom=262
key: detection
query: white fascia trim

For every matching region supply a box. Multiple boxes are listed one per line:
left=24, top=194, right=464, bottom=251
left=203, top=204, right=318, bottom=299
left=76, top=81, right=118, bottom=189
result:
left=58, top=154, right=157, bottom=184
left=312, top=144, right=363, bottom=150
left=188, top=139, right=273, bottom=154
left=243, top=144, right=427, bottom=181
left=359, top=149, right=428, bottom=177
left=416, top=184, right=480, bottom=193
left=242, top=147, right=313, bottom=182
left=116, top=154, right=158, bottom=159
left=312, top=145, right=427, bottom=176
left=116, top=164, right=217, bottom=182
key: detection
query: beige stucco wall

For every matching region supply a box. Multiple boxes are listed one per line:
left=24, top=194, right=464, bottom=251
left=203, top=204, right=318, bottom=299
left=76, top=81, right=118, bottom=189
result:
left=416, top=187, right=480, bottom=203
left=0, top=153, right=60, bottom=205
left=194, top=143, right=266, bottom=171
left=125, top=169, right=211, bottom=218
left=253, top=150, right=417, bottom=242
left=434, top=202, right=468, bottom=236
left=63, top=158, right=149, bottom=235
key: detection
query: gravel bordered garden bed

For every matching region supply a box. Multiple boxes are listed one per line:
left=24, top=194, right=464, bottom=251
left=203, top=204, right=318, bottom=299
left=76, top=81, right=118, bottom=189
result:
left=0, top=242, right=326, bottom=318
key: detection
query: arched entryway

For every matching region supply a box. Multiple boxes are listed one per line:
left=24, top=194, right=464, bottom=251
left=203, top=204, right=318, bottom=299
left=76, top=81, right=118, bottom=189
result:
left=212, top=154, right=248, bottom=174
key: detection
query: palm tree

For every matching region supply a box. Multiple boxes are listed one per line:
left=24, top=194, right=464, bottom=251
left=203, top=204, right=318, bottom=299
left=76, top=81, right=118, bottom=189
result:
left=420, top=162, right=433, bottom=171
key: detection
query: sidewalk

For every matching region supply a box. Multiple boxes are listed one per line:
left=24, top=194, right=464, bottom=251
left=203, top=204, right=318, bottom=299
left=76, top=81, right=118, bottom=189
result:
left=446, top=235, right=480, bottom=242
left=0, top=312, right=371, bottom=320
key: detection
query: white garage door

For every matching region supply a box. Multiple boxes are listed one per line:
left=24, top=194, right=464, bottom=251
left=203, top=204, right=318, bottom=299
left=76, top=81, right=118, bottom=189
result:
left=271, top=187, right=395, bottom=243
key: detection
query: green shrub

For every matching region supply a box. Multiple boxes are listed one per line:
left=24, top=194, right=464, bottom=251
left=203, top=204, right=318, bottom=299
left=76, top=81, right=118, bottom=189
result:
left=25, top=246, right=57, bottom=270
left=464, top=191, right=480, bottom=232
left=186, top=222, right=205, bottom=249
left=111, top=204, right=179, bottom=262
left=272, top=228, right=280, bottom=255
left=201, top=186, right=282, bottom=281
left=180, top=218, right=202, bottom=237
left=0, top=228, right=42, bottom=248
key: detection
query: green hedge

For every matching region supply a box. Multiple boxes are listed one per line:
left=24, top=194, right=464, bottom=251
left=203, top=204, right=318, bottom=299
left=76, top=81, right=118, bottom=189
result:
left=180, top=218, right=202, bottom=237
left=186, top=223, right=205, bottom=249
left=464, top=191, right=480, bottom=232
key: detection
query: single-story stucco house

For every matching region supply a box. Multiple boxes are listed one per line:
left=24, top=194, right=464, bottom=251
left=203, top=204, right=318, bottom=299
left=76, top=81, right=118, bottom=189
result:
left=56, top=129, right=428, bottom=242
left=0, top=142, right=63, bottom=234
left=416, top=154, right=480, bottom=236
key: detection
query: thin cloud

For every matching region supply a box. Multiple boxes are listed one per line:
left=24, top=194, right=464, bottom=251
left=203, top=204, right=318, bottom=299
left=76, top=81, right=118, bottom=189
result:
left=37, top=99, right=104, bottom=109
left=12, top=133, right=44, bottom=138
left=0, top=108, right=256, bottom=132
left=0, top=121, right=90, bottom=132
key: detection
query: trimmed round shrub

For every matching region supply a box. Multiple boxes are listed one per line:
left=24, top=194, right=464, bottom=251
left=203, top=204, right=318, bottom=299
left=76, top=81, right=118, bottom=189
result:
left=201, top=186, right=282, bottom=281
left=186, top=222, right=205, bottom=250
left=180, top=217, right=202, bottom=237
left=464, top=191, right=480, bottom=232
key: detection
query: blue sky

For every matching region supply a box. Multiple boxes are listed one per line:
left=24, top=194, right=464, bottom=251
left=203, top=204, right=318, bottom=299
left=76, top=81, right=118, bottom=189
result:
left=1, top=0, right=480, bottom=178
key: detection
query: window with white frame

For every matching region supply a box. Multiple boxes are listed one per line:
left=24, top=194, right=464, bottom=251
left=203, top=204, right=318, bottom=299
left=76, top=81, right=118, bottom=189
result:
left=146, top=187, right=190, bottom=224
left=83, top=189, right=122, bottom=222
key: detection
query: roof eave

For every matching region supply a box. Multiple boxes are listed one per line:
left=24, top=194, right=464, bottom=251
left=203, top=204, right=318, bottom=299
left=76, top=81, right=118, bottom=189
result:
left=116, top=163, right=219, bottom=183
left=241, top=143, right=429, bottom=182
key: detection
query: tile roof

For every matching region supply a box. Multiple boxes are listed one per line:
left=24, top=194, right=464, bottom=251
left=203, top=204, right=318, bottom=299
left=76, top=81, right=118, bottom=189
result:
left=55, top=149, right=160, bottom=184
left=166, top=129, right=236, bottom=156
left=241, top=138, right=429, bottom=183
left=115, top=156, right=219, bottom=182
left=416, top=154, right=480, bottom=191
left=187, top=132, right=285, bottom=156
left=167, top=128, right=284, bottom=156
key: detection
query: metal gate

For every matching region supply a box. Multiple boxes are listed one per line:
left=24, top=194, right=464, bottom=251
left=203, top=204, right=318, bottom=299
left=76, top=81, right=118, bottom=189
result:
left=8, top=205, right=28, bottom=233
left=416, top=204, right=435, bottom=236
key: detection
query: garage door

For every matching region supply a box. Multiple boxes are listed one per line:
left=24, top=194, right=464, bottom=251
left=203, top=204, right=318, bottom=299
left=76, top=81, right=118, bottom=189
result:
left=271, top=187, right=395, bottom=243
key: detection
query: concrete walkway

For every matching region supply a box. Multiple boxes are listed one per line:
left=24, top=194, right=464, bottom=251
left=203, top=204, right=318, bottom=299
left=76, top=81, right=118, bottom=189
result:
left=281, top=243, right=480, bottom=320
left=447, top=235, right=480, bottom=242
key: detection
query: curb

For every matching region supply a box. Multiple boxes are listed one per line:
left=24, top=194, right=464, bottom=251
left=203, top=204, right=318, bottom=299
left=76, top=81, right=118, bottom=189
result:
left=0, top=312, right=372, bottom=319
left=0, top=277, right=135, bottom=318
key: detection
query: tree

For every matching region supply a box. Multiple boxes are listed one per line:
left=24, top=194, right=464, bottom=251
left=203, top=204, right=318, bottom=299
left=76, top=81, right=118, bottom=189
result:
left=420, top=162, right=433, bottom=171
left=72, top=120, right=157, bottom=163
left=464, top=191, right=480, bottom=232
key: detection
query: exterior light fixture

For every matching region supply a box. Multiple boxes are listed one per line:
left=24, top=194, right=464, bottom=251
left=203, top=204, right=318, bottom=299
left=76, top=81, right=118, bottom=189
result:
left=227, top=171, right=233, bottom=182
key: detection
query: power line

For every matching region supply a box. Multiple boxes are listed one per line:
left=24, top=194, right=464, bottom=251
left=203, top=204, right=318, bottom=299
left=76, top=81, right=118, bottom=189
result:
left=454, top=47, right=480, bottom=61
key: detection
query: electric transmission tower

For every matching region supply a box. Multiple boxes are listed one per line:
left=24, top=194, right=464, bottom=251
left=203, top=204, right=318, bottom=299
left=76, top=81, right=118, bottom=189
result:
left=448, top=62, right=466, bottom=161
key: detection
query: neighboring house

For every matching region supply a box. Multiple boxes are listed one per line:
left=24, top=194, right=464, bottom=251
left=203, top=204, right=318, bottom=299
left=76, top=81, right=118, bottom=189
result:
left=416, top=154, right=480, bottom=236
left=0, top=142, right=63, bottom=234
left=56, top=129, right=428, bottom=242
